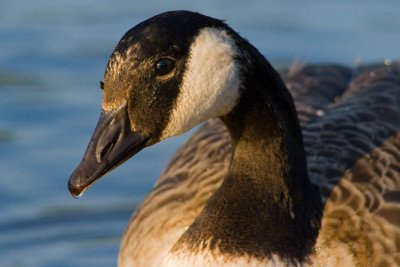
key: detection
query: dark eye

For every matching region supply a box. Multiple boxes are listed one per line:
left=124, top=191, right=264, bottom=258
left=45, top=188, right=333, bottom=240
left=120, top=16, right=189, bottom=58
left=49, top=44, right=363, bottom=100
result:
left=155, top=58, right=175, bottom=76
left=100, top=81, right=104, bottom=90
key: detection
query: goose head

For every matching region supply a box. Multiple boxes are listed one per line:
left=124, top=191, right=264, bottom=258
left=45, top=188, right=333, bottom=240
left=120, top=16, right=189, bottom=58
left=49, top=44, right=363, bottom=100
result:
left=68, top=11, right=246, bottom=197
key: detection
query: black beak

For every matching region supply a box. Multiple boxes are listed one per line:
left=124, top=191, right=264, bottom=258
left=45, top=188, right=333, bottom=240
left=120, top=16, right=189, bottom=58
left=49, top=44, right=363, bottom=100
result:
left=68, top=103, right=150, bottom=198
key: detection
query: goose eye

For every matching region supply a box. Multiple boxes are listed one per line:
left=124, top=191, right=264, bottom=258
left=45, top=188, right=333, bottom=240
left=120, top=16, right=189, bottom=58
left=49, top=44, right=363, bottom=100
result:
left=155, top=58, right=175, bottom=76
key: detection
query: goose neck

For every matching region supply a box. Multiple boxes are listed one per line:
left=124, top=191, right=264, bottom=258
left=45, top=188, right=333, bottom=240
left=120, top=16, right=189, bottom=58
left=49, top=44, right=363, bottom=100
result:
left=175, top=52, right=322, bottom=262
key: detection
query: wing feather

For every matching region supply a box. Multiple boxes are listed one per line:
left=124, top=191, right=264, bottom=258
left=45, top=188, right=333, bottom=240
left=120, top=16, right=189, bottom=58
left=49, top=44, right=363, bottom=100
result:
left=119, top=62, right=400, bottom=266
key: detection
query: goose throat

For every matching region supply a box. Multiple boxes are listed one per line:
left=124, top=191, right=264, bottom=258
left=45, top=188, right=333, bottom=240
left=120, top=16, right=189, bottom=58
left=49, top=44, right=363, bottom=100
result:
left=172, top=44, right=323, bottom=263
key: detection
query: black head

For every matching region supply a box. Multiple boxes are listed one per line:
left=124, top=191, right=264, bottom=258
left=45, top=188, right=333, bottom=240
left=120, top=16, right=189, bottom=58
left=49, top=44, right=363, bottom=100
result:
left=102, top=11, right=228, bottom=138
left=68, top=11, right=245, bottom=196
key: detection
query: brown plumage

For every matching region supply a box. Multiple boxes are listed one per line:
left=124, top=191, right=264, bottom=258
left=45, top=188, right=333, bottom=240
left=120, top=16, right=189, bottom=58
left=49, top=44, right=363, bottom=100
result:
left=119, top=62, right=400, bottom=266
left=66, top=10, right=400, bottom=267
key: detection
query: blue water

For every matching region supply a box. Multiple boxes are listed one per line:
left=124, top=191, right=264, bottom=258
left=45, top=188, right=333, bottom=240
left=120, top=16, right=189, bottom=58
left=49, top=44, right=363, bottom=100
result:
left=0, top=1, right=399, bottom=266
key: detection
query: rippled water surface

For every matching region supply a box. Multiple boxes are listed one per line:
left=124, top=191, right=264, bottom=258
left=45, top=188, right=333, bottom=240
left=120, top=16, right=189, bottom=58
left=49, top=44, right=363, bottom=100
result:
left=1, top=1, right=399, bottom=266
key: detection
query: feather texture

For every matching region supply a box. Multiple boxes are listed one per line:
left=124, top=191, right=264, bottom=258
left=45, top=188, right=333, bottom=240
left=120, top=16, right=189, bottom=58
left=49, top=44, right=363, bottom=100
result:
left=119, top=62, right=400, bottom=266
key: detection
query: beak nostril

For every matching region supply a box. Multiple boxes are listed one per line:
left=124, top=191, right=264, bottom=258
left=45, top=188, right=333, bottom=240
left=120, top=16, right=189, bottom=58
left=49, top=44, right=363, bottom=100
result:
left=100, top=142, right=114, bottom=161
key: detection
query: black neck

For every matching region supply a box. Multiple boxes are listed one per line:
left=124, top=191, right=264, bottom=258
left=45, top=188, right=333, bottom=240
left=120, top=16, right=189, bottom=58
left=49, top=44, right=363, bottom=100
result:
left=175, top=42, right=322, bottom=262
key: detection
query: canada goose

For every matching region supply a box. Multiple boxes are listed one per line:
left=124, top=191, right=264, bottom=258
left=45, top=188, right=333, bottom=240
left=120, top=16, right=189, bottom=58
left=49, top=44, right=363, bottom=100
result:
left=68, top=11, right=400, bottom=267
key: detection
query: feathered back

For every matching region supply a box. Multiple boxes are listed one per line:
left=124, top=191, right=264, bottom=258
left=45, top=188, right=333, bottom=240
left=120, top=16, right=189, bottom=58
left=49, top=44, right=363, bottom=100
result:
left=119, top=62, right=400, bottom=266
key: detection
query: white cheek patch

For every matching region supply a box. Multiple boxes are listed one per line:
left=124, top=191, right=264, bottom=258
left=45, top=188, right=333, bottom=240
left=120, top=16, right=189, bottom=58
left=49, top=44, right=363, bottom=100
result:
left=161, top=27, right=242, bottom=139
